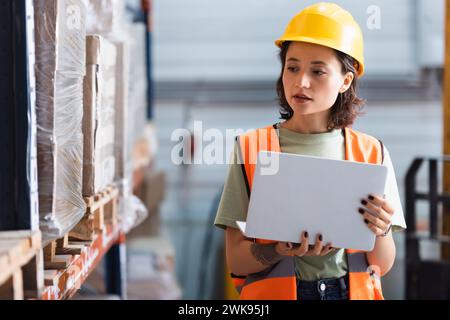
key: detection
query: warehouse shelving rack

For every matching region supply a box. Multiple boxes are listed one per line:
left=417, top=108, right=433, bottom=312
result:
left=405, top=157, right=450, bottom=299
left=0, top=0, right=154, bottom=300
left=142, top=0, right=154, bottom=120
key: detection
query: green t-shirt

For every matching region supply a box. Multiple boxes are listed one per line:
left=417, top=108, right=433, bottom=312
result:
left=214, top=123, right=348, bottom=281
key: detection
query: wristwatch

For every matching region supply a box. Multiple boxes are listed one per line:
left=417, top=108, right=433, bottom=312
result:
left=379, top=224, right=392, bottom=237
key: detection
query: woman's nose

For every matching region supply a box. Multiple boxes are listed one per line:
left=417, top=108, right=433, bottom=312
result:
left=295, top=72, right=310, bottom=88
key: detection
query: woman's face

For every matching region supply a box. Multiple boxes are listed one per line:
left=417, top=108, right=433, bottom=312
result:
left=282, top=41, right=354, bottom=116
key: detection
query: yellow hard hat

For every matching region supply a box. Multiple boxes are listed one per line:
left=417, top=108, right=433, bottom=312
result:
left=275, top=2, right=365, bottom=76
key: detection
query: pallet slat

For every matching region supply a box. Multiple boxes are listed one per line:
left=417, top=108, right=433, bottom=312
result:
left=0, top=231, right=43, bottom=300
left=69, top=186, right=119, bottom=241
left=42, top=225, right=122, bottom=300
left=43, top=186, right=119, bottom=269
left=40, top=186, right=121, bottom=300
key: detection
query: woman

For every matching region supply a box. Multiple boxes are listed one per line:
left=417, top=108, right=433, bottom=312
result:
left=214, top=2, right=406, bottom=300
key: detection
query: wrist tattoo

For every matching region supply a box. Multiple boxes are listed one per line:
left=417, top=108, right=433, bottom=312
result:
left=250, top=243, right=282, bottom=266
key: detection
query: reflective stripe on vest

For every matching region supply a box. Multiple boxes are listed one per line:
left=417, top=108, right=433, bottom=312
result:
left=235, top=125, right=384, bottom=300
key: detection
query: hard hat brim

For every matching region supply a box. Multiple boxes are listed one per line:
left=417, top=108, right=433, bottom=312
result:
left=274, top=37, right=365, bottom=77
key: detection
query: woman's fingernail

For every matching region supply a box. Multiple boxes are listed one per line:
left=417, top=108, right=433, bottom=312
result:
left=361, top=200, right=367, bottom=205
left=358, top=208, right=365, bottom=214
left=318, top=234, right=323, bottom=241
left=364, top=219, right=369, bottom=224
left=368, top=195, right=375, bottom=200
left=304, top=232, right=308, bottom=238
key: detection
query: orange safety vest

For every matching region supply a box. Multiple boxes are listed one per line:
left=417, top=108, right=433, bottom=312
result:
left=231, top=124, right=385, bottom=300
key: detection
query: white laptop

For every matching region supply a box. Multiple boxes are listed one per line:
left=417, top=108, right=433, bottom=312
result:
left=236, top=151, right=388, bottom=252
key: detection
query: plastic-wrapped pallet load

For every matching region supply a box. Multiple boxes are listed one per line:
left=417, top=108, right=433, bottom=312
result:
left=34, top=0, right=87, bottom=243
left=83, top=35, right=117, bottom=196
left=81, top=0, right=123, bottom=35
left=81, top=2, right=150, bottom=233
left=110, top=40, right=147, bottom=234
left=122, top=22, right=151, bottom=233
left=125, top=22, right=148, bottom=147
left=81, top=1, right=128, bottom=183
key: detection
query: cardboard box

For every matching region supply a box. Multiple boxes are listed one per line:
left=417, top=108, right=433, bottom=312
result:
left=82, top=35, right=117, bottom=196
left=34, top=0, right=87, bottom=242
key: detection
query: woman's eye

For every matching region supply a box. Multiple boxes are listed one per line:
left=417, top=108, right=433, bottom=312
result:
left=313, top=70, right=326, bottom=76
left=287, top=66, right=298, bottom=72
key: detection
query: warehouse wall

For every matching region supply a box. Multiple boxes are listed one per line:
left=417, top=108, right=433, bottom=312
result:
left=153, top=0, right=444, bottom=82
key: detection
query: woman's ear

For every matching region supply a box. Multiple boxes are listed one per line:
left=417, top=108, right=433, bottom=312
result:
left=340, top=72, right=355, bottom=93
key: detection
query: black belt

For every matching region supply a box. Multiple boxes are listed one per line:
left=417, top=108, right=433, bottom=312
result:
left=297, top=274, right=348, bottom=296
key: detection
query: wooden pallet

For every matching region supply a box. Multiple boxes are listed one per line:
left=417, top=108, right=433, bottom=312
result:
left=42, top=225, right=123, bottom=300
left=0, top=231, right=44, bottom=300
left=42, top=233, right=85, bottom=270
left=42, top=233, right=92, bottom=286
left=69, top=186, right=119, bottom=241
left=42, top=186, right=119, bottom=270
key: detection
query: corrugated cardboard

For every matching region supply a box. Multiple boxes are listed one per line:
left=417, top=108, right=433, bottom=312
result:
left=82, top=35, right=117, bottom=196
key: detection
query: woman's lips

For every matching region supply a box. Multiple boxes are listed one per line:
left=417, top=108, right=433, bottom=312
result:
left=293, top=95, right=313, bottom=104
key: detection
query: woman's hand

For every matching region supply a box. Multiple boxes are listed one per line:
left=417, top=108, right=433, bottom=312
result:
left=359, top=194, right=394, bottom=237
left=275, top=231, right=334, bottom=257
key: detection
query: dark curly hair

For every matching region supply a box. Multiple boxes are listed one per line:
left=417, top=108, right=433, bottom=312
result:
left=276, top=41, right=365, bottom=130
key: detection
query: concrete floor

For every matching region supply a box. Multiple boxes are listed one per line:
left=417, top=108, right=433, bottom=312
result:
left=153, top=97, right=442, bottom=300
